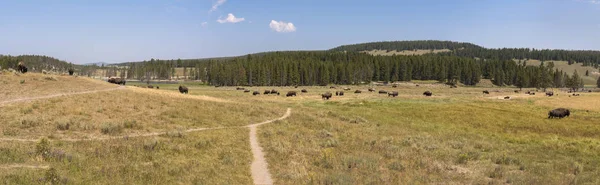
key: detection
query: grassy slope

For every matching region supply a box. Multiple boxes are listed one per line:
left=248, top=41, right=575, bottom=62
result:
left=518, top=59, right=600, bottom=85
left=2, top=72, right=600, bottom=184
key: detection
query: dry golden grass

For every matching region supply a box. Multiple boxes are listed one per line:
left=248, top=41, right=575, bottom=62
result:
left=363, top=49, right=451, bottom=56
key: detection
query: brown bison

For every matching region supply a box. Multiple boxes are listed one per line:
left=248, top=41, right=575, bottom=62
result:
left=423, top=91, right=432, bottom=96
left=343, top=88, right=351, bottom=91
left=108, top=77, right=126, bottom=85
left=392, top=85, right=398, bottom=88
left=156, top=86, right=160, bottom=89
left=379, top=90, right=387, bottom=94
left=264, top=90, right=271, bottom=95
left=330, top=86, right=336, bottom=89
left=514, top=90, right=519, bottom=93
left=178, top=85, right=188, bottom=94
left=236, top=87, right=245, bottom=90
left=548, top=108, right=570, bottom=119
left=17, top=62, right=28, bottom=73
left=504, top=96, right=510, bottom=100
left=244, top=89, right=251, bottom=93
left=388, top=91, right=399, bottom=97
left=270, top=90, right=280, bottom=95
left=572, top=93, right=580, bottom=96
left=355, top=90, right=362, bottom=94
left=68, top=69, right=74, bottom=75
left=322, top=92, right=332, bottom=100
left=335, top=91, right=344, bottom=96
left=546, top=92, right=554, bottom=97
left=368, top=88, right=375, bottom=92
left=286, top=91, right=297, bottom=97
left=483, top=90, right=490, bottom=94
left=294, top=85, right=298, bottom=88
left=147, top=85, right=154, bottom=89
left=253, top=91, right=260, bottom=95
left=301, top=89, right=308, bottom=93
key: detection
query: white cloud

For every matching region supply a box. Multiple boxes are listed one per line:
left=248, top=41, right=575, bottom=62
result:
left=269, top=20, right=297, bottom=33
left=201, top=22, right=208, bottom=27
left=217, top=13, right=245, bottom=23
left=209, top=0, right=227, bottom=12
left=575, top=0, right=600, bottom=4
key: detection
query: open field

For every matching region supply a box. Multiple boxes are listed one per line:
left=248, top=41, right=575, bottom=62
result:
left=1, top=72, right=600, bottom=184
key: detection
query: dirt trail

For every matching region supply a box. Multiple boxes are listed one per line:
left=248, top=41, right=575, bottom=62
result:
left=248, top=108, right=292, bottom=185
left=0, top=164, right=50, bottom=169
left=0, top=86, right=125, bottom=107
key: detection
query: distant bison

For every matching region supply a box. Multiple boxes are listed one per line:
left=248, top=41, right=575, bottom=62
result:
left=423, top=91, right=432, bottom=96
left=392, top=85, right=398, bottom=88
left=588, top=90, right=592, bottom=93
left=546, top=92, right=554, bottom=97
left=416, top=84, right=420, bottom=87
left=322, top=92, right=332, bottom=100
left=514, top=90, right=519, bottom=93
left=253, top=91, right=260, bottom=95
left=156, top=86, right=159, bottom=89
left=504, top=96, right=510, bottom=100
left=572, top=93, right=580, bottom=96
left=178, top=85, right=188, bottom=94
left=379, top=90, right=387, bottom=94
left=548, top=108, right=570, bottom=119
left=147, top=85, right=154, bottom=89
left=286, top=91, right=297, bottom=97
left=343, top=88, right=351, bottom=91
left=17, top=62, right=28, bottom=73
left=264, top=90, right=271, bottom=95
left=330, top=86, right=336, bottom=89
left=294, top=85, right=298, bottom=88
left=107, top=77, right=126, bottom=85
left=483, top=90, right=490, bottom=94
left=335, top=91, right=344, bottom=96
left=388, top=91, right=399, bottom=97
left=368, top=88, right=375, bottom=92
left=270, top=90, right=280, bottom=95
left=355, top=90, right=362, bottom=94
left=244, top=89, right=251, bottom=93
left=301, top=89, right=308, bottom=93
left=68, top=69, right=74, bottom=75
left=236, top=87, right=245, bottom=90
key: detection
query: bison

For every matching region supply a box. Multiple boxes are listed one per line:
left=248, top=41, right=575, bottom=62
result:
left=423, top=91, right=432, bottom=96
left=107, top=77, right=126, bottom=85
left=392, top=85, right=398, bottom=88
left=504, top=96, right=510, bottom=100
left=156, top=86, right=159, bottom=89
left=368, top=88, right=375, bottom=92
left=270, top=90, right=280, bottom=95
left=322, top=92, right=332, bottom=100
left=286, top=91, right=297, bottom=97
left=264, top=90, right=271, bottom=95
left=514, top=90, right=519, bottom=93
left=343, top=88, right=351, bottom=91
left=68, top=69, right=74, bottom=75
left=355, top=90, right=362, bottom=94
left=178, top=85, right=188, bottom=94
left=379, top=90, right=387, bottom=94
left=546, top=92, right=554, bottom=97
left=244, top=90, right=251, bottom=93
left=388, top=91, right=399, bottom=97
left=147, top=85, right=154, bottom=89
left=253, top=91, right=260, bottom=95
left=330, top=86, right=336, bottom=89
left=336, top=91, right=344, bottom=96
left=301, top=89, right=308, bottom=93
left=236, top=87, right=245, bottom=90
left=548, top=108, right=570, bottom=119
left=17, top=62, right=28, bottom=73
left=483, top=90, right=490, bottom=94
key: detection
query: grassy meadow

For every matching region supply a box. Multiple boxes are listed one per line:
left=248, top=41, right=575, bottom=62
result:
left=1, top=72, right=600, bottom=184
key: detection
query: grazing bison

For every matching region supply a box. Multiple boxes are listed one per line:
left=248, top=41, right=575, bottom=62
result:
left=589, top=90, right=592, bottom=93
left=253, top=91, right=260, bottom=95
left=514, top=90, right=519, bottom=93
left=322, top=92, right=333, bottom=100
left=392, top=85, right=398, bottom=88
left=423, top=91, right=432, bottom=96
left=504, top=96, right=510, bottom=100
left=107, top=77, right=126, bottom=85
left=286, top=91, right=297, bottom=97
left=17, top=62, right=28, bottom=73
left=335, top=91, right=344, bottom=96
left=548, top=108, right=570, bottom=119
left=301, top=89, right=308, bottom=93
left=147, top=85, right=154, bottom=89
left=236, top=87, right=245, bottom=90
left=178, top=85, right=188, bottom=94
left=68, top=69, right=74, bottom=75
left=156, top=86, right=159, bottom=89
left=368, top=88, right=375, bottom=92
left=244, top=89, right=251, bottom=93
left=379, top=90, right=387, bottom=94
left=270, top=90, right=280, bottom=95
left=294, top=85, right=298, bottom=88
left=416, top=84, right=420, bottom=87
left=264, top=90, right=271, bottom=95
left=483, top=90, right=490, bottom=94
left=572, top=93, right=580, bottom=96
left=330, top=86, right=336, bottom=89
left=388, top=91, right=399, bottom=97
left=546, top=92, right=554, bottom=97
left=355, top=90, right=362, bottom=94
left=343, top=88, right=351, bottom=91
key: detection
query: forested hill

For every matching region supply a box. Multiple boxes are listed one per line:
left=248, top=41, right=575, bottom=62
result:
left=0, top=55, right=74, bottom=73
left=329, top=40, right=483, bottom=52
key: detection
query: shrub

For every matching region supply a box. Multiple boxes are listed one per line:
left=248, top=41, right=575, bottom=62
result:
left=123, top=120, right=139, bottom=129
left=56, top=121, right=70, bottom=131
left=36, top=138, right=51, bottom=159
left=143, top=139, right=159, bottom=151
left=20, top=117, right=40, bottom=128
left=100, top=123, right=122, bottom=135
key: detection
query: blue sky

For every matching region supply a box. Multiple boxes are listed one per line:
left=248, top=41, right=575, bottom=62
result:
left=1, top=0, right=599, bottom=64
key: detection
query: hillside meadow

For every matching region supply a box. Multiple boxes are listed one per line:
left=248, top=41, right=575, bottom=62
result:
left=1, top=72, right=599, bottom=184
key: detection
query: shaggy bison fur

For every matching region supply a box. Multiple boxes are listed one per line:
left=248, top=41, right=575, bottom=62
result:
left=68, top=69, right=74, bottom=75
left=423, top=91, right=432, bottom=96
left=483, top=90, right=490, bottom=94
left=253, top=91, right=260, bottom=95
left=301, top=89, right=308, bottom=93
left=322, top=92, right=332, bottom=100
left=107, top=77, right=126, bottom=85
left=368, top=88, right=375, bottom=92
left=379, top=90, right=387, bottom=94
left=17, top=62, right=28, bottom=73
left=178, top=85, right=188, bottom=94
left=335, top=91, right=344, bottom=96
left=286, top=91, right=297, bottom=97
left=270, top=90, right=280, bottom=95
left=546, top=92, right=554, bottom=97
left=264, top=90, right=270, bottom=95
left=548, top=108, right=570, bottom=119
left=388, top=91, right=399, bottom=97
left=355, top=90, right=362, bottom=94
left=244, top=89, right=251, bottom=93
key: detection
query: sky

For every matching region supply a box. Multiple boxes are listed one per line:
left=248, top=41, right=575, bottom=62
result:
left=1, top=0, right=599, bottom=64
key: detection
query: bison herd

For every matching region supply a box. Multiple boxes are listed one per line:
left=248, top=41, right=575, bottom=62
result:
left=107, top=77, right=126, bottom=85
